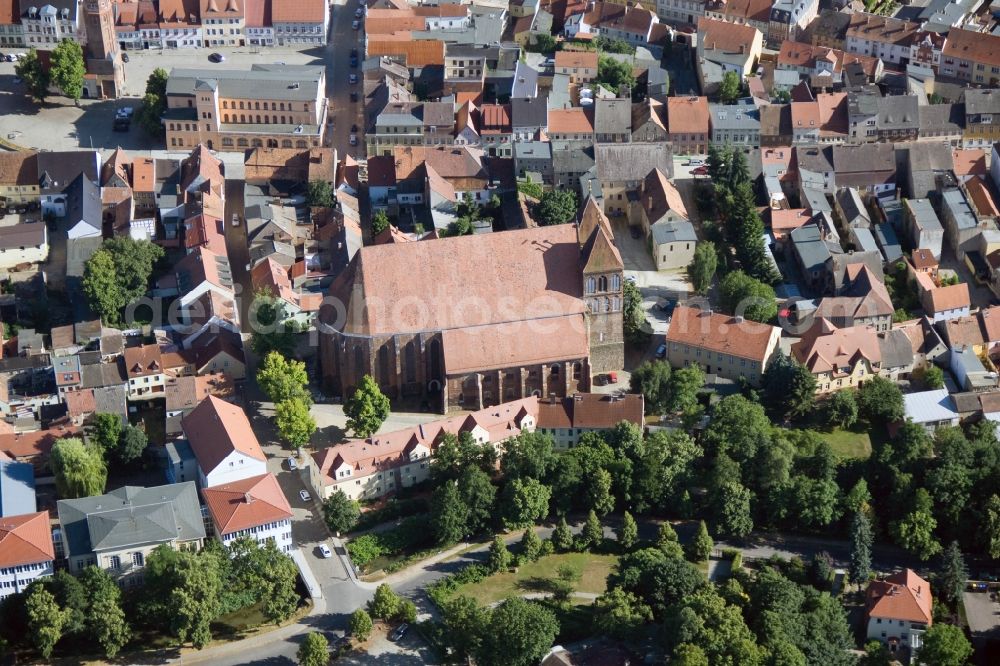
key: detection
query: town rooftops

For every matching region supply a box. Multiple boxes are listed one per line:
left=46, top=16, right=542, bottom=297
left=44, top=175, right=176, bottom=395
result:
left=57, top=482, right=205, bottom=556
left=866, top=569, right=933, bottom=624
left=0, top=150, right=37, bottom=187
left=181, top=396, right=265, bottom=476
left=0, top=459, right=35, bottom=517
left=697, top=16, right=759, bottom=55
left=792, top=321, right=881, bottom=374
left=0, top=223, right=46, bottom=251
left=536, top=393, right=644, bottom=430
left=124, top=343, right=162, bottom=379
left=666, top=305, right=780, bottom=363
left=554, top=50, right=598, bottom=70
left=666, top=96, right=710, bottom=135
left=846, top=13, right=919, bottom=46
left=202, top=473, right=292, bottom=536
left=0, top=511, right=54, bottom=569
left=903, top=388, right=957, bottom=425
left=548, top=108, right=594, bottom=134
left=927, top=283, right=970, bottom=314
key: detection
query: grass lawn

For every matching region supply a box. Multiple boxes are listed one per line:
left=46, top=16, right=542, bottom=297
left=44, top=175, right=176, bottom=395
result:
left=823, top=427, right=873, bottom=460
left=453, top=552, right=617, bottom=606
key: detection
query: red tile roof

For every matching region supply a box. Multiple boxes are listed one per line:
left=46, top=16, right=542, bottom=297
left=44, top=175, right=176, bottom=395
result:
left=0, top=427, right=81, bottom=468
left=124, top=343, right=163, bottom=378
left=202, top=473, right=292, bottom=535
left=666, top=305, right=780, bottom=363
left=866, top=569, right=933, bottom=624
left=666, top=96, right=709, bottom=135
left=0, top=512, right=55, bottom=569
left=548, top=108, right=594, bottom=134
left=535, top=393, right=643, bottom=430
left=554, top=50, right=598, bottom=70
left=928, top=283, right=970, bottom=314
left=942, top=27, right=1000, bottom=68
left=181, top=396, right=265, bottom=475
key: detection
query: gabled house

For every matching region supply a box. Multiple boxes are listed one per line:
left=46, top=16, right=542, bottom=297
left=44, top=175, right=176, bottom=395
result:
left=535, top=393, right=643, bottom=448
left=865, top=569, right=932, bottom=654
left=791, top=320, right=913, bottom=393
left=124, top=344, right=165, bottom=400
left=0, top=511, right=54, bottom=599
left=635, top=169, right=694, bottom=271
left=163, top=247, right=240, bottom=348
left=181, top=396, right=267, bottom=488
left=310, top=397, right=538, bottom=501
left=202, top=473, right=293, bottom=551
left=57, top=483, right=205, bottom=583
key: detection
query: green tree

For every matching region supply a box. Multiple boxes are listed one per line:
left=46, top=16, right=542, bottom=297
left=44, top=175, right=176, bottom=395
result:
left=668, top=364, right=705, bottom=417
left=596, top=56, right=636, bottom=93
left=718, top=71, right=742, bottom=104
left=761, top=352, right=816, bottom=420
left=15, top=49, right=50, bottom=102
left=501, top=431, right=557, bottom=481
left=25, top=586, right=69, bottom=659
left=143, top=546, right=223, bottom=648
left=322, top=490, right=360, bottom=535
left=367, top=584, right=400, bottom=620
left=619, top=511, right=638, bottom=552
left=349, top=608, right=373, bottom=640
left=257, top=352, right=310, bottom=404
left=80, top=566, right=131, bottom=658
left=920, top=364, right=945, bottom=389
left=715, top=481, right=754, bottom=538
left=249, top=289, right=296, bottom=357
left=857, top=376, right=905, bottom=423
left=137, top=68, right=169, bottom=135
left=938, top=541, right=968, bottom=609
left=344, top=375, right=390, bottom=438
left=982, top=494, right=1000, bottom=559
left=527, top=33, right=557, bottom=53
left=580, top=510, right=604, bottom=550
left=657, top=521, right=684, bottom=558
left=306, top=180, right=335, bottom=208
left=274, top=398, right=316, bottom=451
left=629, top=360, right=672, bottom=415
left=82, top=238, right=164, bottom=326
left=719, top=270, right=777, bottom=323
left=475, top=598, right=559, bottom=666
left=610, top=548, right=705, bottom=617
left=50, top=39, right=85, bottom=101
left=371, top=210, right=390, bottom=235
left=488, top=535, right=513, bottom=573
left=500, top=477, right=551, bottom=529
left=825, top=390, right=859, bottom=429
left=674, top=643, right=711, bottom=666
left=536, top=189, right=577, bottom=226
left=593, top=587, right=653, bottom=639
left=431, top=481, right=470, bottom=544
left=848, top=512, right=873, bottom=586
left=623, top=278, right=647, bottom=343
left=551, top=517, right=574, bottom=552
left=118, top=424, right=148, bottom=464
left=584, top=466, right=615, bottom=516
left=441, top=595, right=488, bottom=659
left=458, top=466, right=496, bottom=535
left=688, top=241, right=718, bottom=294
left=297, top=631, right=329, bottom=666
left=395, top=598, right=417, bottom=623
left=688, top=520, right=713, bottom=562
left=91, top=412, right=123, bottom=454
left=51, top=437, right=107, bottom=499
left=520, top=527, right=542, bottom=562
left=891, top=489, right=941, bottom=560
left=918, top=623, right=972, bottom=666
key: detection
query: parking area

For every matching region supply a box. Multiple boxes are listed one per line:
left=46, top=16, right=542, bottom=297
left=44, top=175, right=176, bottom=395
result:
left=338, top=624, right=438, bottom=665
left=964, top=590, right=1000, bottom=642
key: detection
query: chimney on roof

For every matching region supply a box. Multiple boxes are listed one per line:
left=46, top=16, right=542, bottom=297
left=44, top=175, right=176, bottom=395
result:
left=244, top=492, right=253, bottom=504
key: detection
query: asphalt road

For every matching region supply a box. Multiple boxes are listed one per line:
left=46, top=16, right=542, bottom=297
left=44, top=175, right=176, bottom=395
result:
left=323, top=0, right=366, bottom=160
left=223, top=177, right=252, bottom=330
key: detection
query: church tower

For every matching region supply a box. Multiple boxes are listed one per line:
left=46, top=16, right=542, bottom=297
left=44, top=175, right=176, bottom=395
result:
left=578, top=197, right=625, bottom=375
left=83, top=0, right=125, bottom=98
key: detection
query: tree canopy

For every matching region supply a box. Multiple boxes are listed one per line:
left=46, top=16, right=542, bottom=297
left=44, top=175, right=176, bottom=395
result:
left=719, top=271, right=777, bottom=323
left=51, top=438, right=107, bottom=499
left=689, top=241, right=717, bottom=294
left=82, top=238, right=164, bottom=326
left=15, top=49, right=49, bottom=102
left=536, top=189, right=578, bottom=226
left=257, top=352, right=311, bottom=404
left=596, top=56, right=636, bottom=93
left=344, top=375, right=390, bottom=438
left=50, top=40, right=85, bottom=101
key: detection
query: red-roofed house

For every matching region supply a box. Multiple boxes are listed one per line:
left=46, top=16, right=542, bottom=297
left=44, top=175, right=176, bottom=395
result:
left=666, top=305, right=781, bottom=384
left=0, top=511, right=55, bottom=599
left=310, top=397, right=539, bottom=500
left=202, top=473, right=293, bottom=551
left=866, top=569, right=932, bottom=653
left=181, top=396, right=267, bottom=487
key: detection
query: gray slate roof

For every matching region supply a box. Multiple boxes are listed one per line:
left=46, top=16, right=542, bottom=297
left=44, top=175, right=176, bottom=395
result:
left=595, top=144, right=672, bottom=182
left=511, top=94, right=549, bottom=129
left=880, top=329, right=915, bottom=369
left=166, top=65, right=325, bottom=102
left=57, top=482, right=204, bottom=557
left=964, top=89, right=1000, bottom=115
left=36, top=151, right=99, bottom=196
left=652, top=220, right=697, bottom=245
left=594, top=98, right=632, bottom=135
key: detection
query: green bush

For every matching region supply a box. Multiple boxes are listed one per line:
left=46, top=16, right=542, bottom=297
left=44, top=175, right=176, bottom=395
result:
left=347, top=535, right=384, bottom=567
left=355, top=497, right=430, bottom=531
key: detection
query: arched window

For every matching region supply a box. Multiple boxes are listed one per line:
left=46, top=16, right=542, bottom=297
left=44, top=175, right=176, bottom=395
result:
left=281, top=139, right=293, bottom=148
left=279, top=102, right=285, bottom=111
left=254, top=101, right=260, bottom=110
left=604, top=298, right=611, bottom=312
left=256, top=115, right=261, bottom=123
left=612, top=296, right=620, bottom=311
left=221, top=137, right=233, bottom=146
left=223, top=114, right=229, bottom=123
left=240, top=114, right=245, bottom=123
left=239, top=101, right=244, bottom=109
left=550, top=364, right=560, bottom=377
left=586, top=277, right=596, bottom=293
left=237, top=138, right=248, bottom=147
left=280, top=115, right=286, bottom=124
left=296, top=140, right=307, bottom=149
left=428, top=339, right=442, bottom=380
left=271, top=102, right=277, bottom=110
left=598, top=275, right=608, bottom=292
left=573, top=362, right=582, bottom=380
left=252, top=138, right=263, bottom=147
left=611, top=274, right=621, bottom=291
left=221, top=100, right=227, bottom=109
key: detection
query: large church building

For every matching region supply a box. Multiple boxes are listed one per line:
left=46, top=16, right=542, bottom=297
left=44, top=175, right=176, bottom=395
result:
left=317, top=199, right=625, bottom=412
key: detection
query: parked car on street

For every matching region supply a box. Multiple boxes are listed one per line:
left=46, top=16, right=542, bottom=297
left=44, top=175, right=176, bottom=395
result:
left=319, top=543, right=332, bottom=558
left=209, top=52, right=225, bottom=63
left=389, top=624, right=409, bottom=642
left=287, top=456, right=297, bottom=470
left=350, top=92, right=358, bottom=102
left=656, top=343, right=667, bottom=358
left=692, top=166, right=708, bottom=176
left=299, top=489, right=311, bottom=502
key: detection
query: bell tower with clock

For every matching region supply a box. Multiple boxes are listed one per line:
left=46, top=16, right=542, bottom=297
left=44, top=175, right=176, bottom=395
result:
left=82, top=0, right=125, bottom=98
